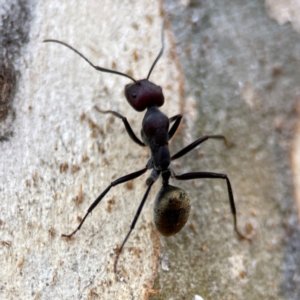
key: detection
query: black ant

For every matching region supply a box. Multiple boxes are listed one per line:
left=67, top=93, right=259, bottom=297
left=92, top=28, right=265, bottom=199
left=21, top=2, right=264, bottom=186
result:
left=44, top=18, right=249, bottom=274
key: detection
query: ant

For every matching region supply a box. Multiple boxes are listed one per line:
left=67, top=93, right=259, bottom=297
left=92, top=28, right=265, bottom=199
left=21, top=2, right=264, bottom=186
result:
left=44, top=18, right=249, bottom=274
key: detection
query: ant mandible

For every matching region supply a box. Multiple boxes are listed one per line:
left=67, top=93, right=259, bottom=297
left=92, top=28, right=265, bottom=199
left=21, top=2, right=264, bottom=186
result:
left=44, top=17, right=248, bottom=274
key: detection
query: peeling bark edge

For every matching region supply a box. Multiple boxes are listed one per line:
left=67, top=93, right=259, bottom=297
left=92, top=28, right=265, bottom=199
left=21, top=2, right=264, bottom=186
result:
left=0, top=0, right=36, bottom=140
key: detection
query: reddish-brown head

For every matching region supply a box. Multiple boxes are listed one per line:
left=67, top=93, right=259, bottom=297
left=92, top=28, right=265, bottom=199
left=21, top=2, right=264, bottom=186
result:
left=125, top=79, right=164, bottom=112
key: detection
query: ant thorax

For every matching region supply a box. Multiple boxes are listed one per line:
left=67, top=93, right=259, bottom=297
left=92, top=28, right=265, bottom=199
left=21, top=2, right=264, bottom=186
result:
left=141, top=106, right=170, bottom=171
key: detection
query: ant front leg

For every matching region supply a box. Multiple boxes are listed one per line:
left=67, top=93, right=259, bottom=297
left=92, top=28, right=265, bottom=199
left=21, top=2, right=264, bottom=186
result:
left=173, top=171, right=250, bottom=240
left=95, top=105, right=146, bottom=147
left=62, top=167, right=148, bottom=238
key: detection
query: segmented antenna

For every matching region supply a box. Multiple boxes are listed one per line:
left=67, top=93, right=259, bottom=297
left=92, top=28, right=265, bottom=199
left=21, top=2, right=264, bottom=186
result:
left=43, top=39, right=136, bottom=82
left=44, top=16, right=168, bottom=83
left=146, top=16, right=167, bottom=80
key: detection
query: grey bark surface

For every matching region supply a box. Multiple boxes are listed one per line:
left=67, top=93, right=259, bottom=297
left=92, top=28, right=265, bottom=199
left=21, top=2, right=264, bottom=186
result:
left=1, top=1, right=300, bottom=300
left=151, top=1, right=300, bottom=300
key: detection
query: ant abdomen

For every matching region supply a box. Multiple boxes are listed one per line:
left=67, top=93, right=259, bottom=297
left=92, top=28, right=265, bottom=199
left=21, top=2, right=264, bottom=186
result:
left=153, top=185, right=191, bottom=236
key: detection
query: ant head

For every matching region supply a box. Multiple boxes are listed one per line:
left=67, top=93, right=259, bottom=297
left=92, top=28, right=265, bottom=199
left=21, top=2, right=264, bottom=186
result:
left=125, top=79, right=164, bottom=112
left=44, top=17, right=167, bottom=113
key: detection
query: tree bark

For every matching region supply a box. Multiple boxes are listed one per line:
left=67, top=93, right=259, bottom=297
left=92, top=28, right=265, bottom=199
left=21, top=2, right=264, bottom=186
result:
left=0, top=1, right=180, bottom=299
left=1, top=1, right=300, bottom=300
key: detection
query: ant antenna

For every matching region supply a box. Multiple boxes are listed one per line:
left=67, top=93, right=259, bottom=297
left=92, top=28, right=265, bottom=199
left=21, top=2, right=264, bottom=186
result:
left=146, top=16, right=167, bottom=80
left=43, top=39, right=136, bottom=82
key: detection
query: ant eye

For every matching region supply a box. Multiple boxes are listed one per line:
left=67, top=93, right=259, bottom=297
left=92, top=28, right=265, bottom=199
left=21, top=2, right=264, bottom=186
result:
left=132, top=92, right=137, bottom=98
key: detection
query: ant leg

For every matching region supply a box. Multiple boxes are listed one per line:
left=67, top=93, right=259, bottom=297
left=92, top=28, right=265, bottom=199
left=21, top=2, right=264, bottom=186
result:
left=114, top=179, right=154, bottom=273
left=173, top=171, right=250, bottom=240
left=171, top=135, right=230, bottom=161
left=62, top=167, right=148, bottom=238
left=95, top=105, right=146, bottom=147
left=168, top=114, right=182, bottom=140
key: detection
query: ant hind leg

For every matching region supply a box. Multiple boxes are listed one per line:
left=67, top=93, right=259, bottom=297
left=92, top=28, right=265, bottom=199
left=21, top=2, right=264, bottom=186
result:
left=173, top=171, right=251, bottom=240
left=114, top=179, right=155, bottom=274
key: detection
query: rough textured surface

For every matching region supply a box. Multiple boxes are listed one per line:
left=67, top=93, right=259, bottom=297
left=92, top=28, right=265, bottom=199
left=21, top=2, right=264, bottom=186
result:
left=2, top=1, right=300, bottom=299
left=151, top=1, right=300, bottom=299
left=0, top=1, right=180, bottom=299
left=0, top=0, right=34, bottom=140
